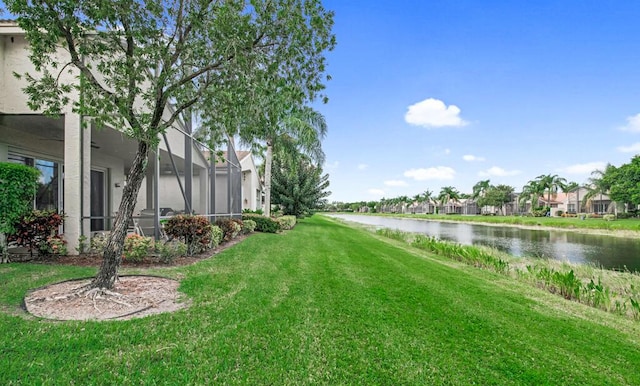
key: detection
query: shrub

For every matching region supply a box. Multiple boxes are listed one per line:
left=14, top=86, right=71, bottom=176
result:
left=617, top=212, right=634, bottom=219
left=242, top=219, right=257, bottom=234
left=123, top=234, right=151, bottom=262
left=155, top=239, right=188, bottom=264
left=42, top=235, right=68, bottom=256
left=242, top=214, right=281, bottom=233
left=8, top=210, right=64, bottom=257
left=164, top=215, right=214, bottom=256
left=211, top=225, right=223, bottom=247
left=123, top=233, right=153, bottom=263
left=243, top=208, right=264, bottom=215
left=603, top=214, right=616, bottom=221
left=215, top=218, right=242, bottom=241
left=90, top=233, right=109, bottom=255
left=0, top=162, right=39, bottom=262
left=276, top=215, right=296, bottom=230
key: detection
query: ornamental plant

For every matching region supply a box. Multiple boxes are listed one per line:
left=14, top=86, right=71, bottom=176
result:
left=0, top=162, right=39, bottom=262
left=241, top=214, right=281, bottom=233
left=215, top=219, right=242, bottom=241
left=242, top=219, right=257, bottom=234
left=123, top=233, right=153, bottom=263
left=42, top=235, right=68, bottom=256
left=8, top=210, right=64, bottom=258
left=164, top=215, right=215, bottom=256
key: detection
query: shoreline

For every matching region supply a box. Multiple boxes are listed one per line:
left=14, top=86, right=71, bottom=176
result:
left=335, top=213, right=640, bottom=240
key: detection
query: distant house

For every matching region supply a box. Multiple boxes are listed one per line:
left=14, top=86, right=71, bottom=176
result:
left=0, top=21, right=239, bottom=253
left=212, top=150, right=264, bottom=214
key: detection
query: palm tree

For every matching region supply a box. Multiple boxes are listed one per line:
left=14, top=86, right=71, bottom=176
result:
left=242, top=106, right=327, bottom=217
left=583, top=164, right=616, bottom=214
left=535, top=174, right=567, bottom=211
left=563, top=181, right=581, bottom=214
left=520, top=180, right=544, bottom=213
left=421, top=190, right=435, bottom=214
left=438, top=186, right=460, bottom=214
left=472, top=179, right=491, bottom=213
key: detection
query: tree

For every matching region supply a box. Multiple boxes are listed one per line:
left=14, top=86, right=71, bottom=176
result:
left=520, top=180, right=544, bottom=212
left=7, top=0, right=335, bottom=289
left=271, top=155, right=330, bottom=217
left=478, top=184, right=514, bottom=215
left=472, top=179, right=491, bottom=214
left=251, top=106, right=328, bottom=218
left=584, top=164, right=616, bottom=214
left=563, top=181, right=581, bottom=214
left=438, top=186, right=460, bottom=214
left=535, top=174, right=567, bottom=210
left=0, top=163, right=40, bottom=263
left=605, top=157, right=640, bottom=212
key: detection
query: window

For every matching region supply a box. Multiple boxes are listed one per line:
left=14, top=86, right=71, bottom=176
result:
left=9, top=153, right=62, bottom=212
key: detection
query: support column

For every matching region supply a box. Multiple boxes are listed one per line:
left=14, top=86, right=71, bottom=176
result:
left=63, top=112, right=91, bottom=255
left=199, top=167, right=207, bottom=215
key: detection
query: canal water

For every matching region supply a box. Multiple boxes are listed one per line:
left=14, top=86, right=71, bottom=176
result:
left=329, top=214, right=640, bottom=271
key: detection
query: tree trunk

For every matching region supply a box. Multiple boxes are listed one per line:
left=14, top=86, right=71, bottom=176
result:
left=91, top=141, right=151, bottom=289
left=0, top=233, right=8, bottom=264
left=264, top=141, right=273, bottom=218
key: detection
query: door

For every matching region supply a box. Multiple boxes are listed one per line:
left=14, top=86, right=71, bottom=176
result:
left=90, top=170, right=106, bottom=231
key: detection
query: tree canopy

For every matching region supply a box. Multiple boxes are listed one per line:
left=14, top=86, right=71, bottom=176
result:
left=6, top=0, right=335, bottom=288
left=271, top=154, right=330, bottom=217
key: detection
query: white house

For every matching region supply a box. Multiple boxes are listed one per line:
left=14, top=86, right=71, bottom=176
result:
left=0, top=21, right=241, bottom=253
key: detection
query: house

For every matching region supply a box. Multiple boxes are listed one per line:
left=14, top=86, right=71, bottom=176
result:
left=0, top=21, right=240, bottom=253
left=207, top=150, right=264, bottom=214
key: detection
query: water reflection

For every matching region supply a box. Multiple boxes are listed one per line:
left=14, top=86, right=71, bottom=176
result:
left=329, top=214, right=640, bottom=271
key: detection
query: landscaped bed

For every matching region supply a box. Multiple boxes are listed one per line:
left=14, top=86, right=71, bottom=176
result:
left=1, top=215, right=640, bottom=384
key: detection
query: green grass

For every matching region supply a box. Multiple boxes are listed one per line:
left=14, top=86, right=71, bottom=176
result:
left=362, top=212, right=640, bottom=232
left=2, top=216, right=640, bottom=384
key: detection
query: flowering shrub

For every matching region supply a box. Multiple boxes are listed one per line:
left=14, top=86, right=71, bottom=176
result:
left=42, top=235, right=68, bottom=256
left=211, top=225, right=223, bottom=247
left=276, top=215, right=296, bottom=230
left=155, top=240, right=188, bottom=264
left=123, top=233, right=153, bottom=263
left=242, top=219, right=257, bottom=234
left=215, top=218, right=242, bottom=241
left=8, top=210, right=64, bottom=257
left=90, top=233, right=108, bottom=256
left=164, top=215, right=214, bottom=256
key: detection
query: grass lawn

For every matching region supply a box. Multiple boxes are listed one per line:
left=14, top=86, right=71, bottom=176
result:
left=367, top=212, right=640, bottom=232
left=2, top=215, right=640, bottom=384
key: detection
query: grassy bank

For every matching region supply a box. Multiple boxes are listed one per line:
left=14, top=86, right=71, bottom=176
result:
left=361, top=212, right=640, bottom=233
left=2, top=216, right=640, bottom=384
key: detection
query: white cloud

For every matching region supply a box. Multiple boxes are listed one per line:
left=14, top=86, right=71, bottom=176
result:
left=444, top=148, right=451, bottom=155
left=384, top=180, right=408, bottom=187
left=556, top=162, right=607, bottom=174
left=478, top=166, right=521, bottom=177
left=357, top=163, right=369, bottom=170
left=619, top=113, right=640, bottom=133
left=404, top=98, right=468, bottom=128
left=367, top=188, right=385, bottom=196
left=463, top=154, right=485, bottom=162
left=404, top=166, right=456, bottom=181
left=617, top=142, right=640, bottom=153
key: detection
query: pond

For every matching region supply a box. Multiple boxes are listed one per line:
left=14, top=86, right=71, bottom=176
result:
left=329, top=214, right=640, bottom=272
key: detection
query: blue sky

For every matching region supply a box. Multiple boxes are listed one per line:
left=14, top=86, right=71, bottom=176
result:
left=317, top=1, right=640, bottom=203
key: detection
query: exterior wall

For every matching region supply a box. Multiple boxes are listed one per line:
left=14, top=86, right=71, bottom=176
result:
left=239, top=154, right=263, bottom=211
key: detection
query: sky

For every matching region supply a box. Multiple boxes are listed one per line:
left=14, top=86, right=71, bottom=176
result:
left=316, top=1, right=640, bottom=203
